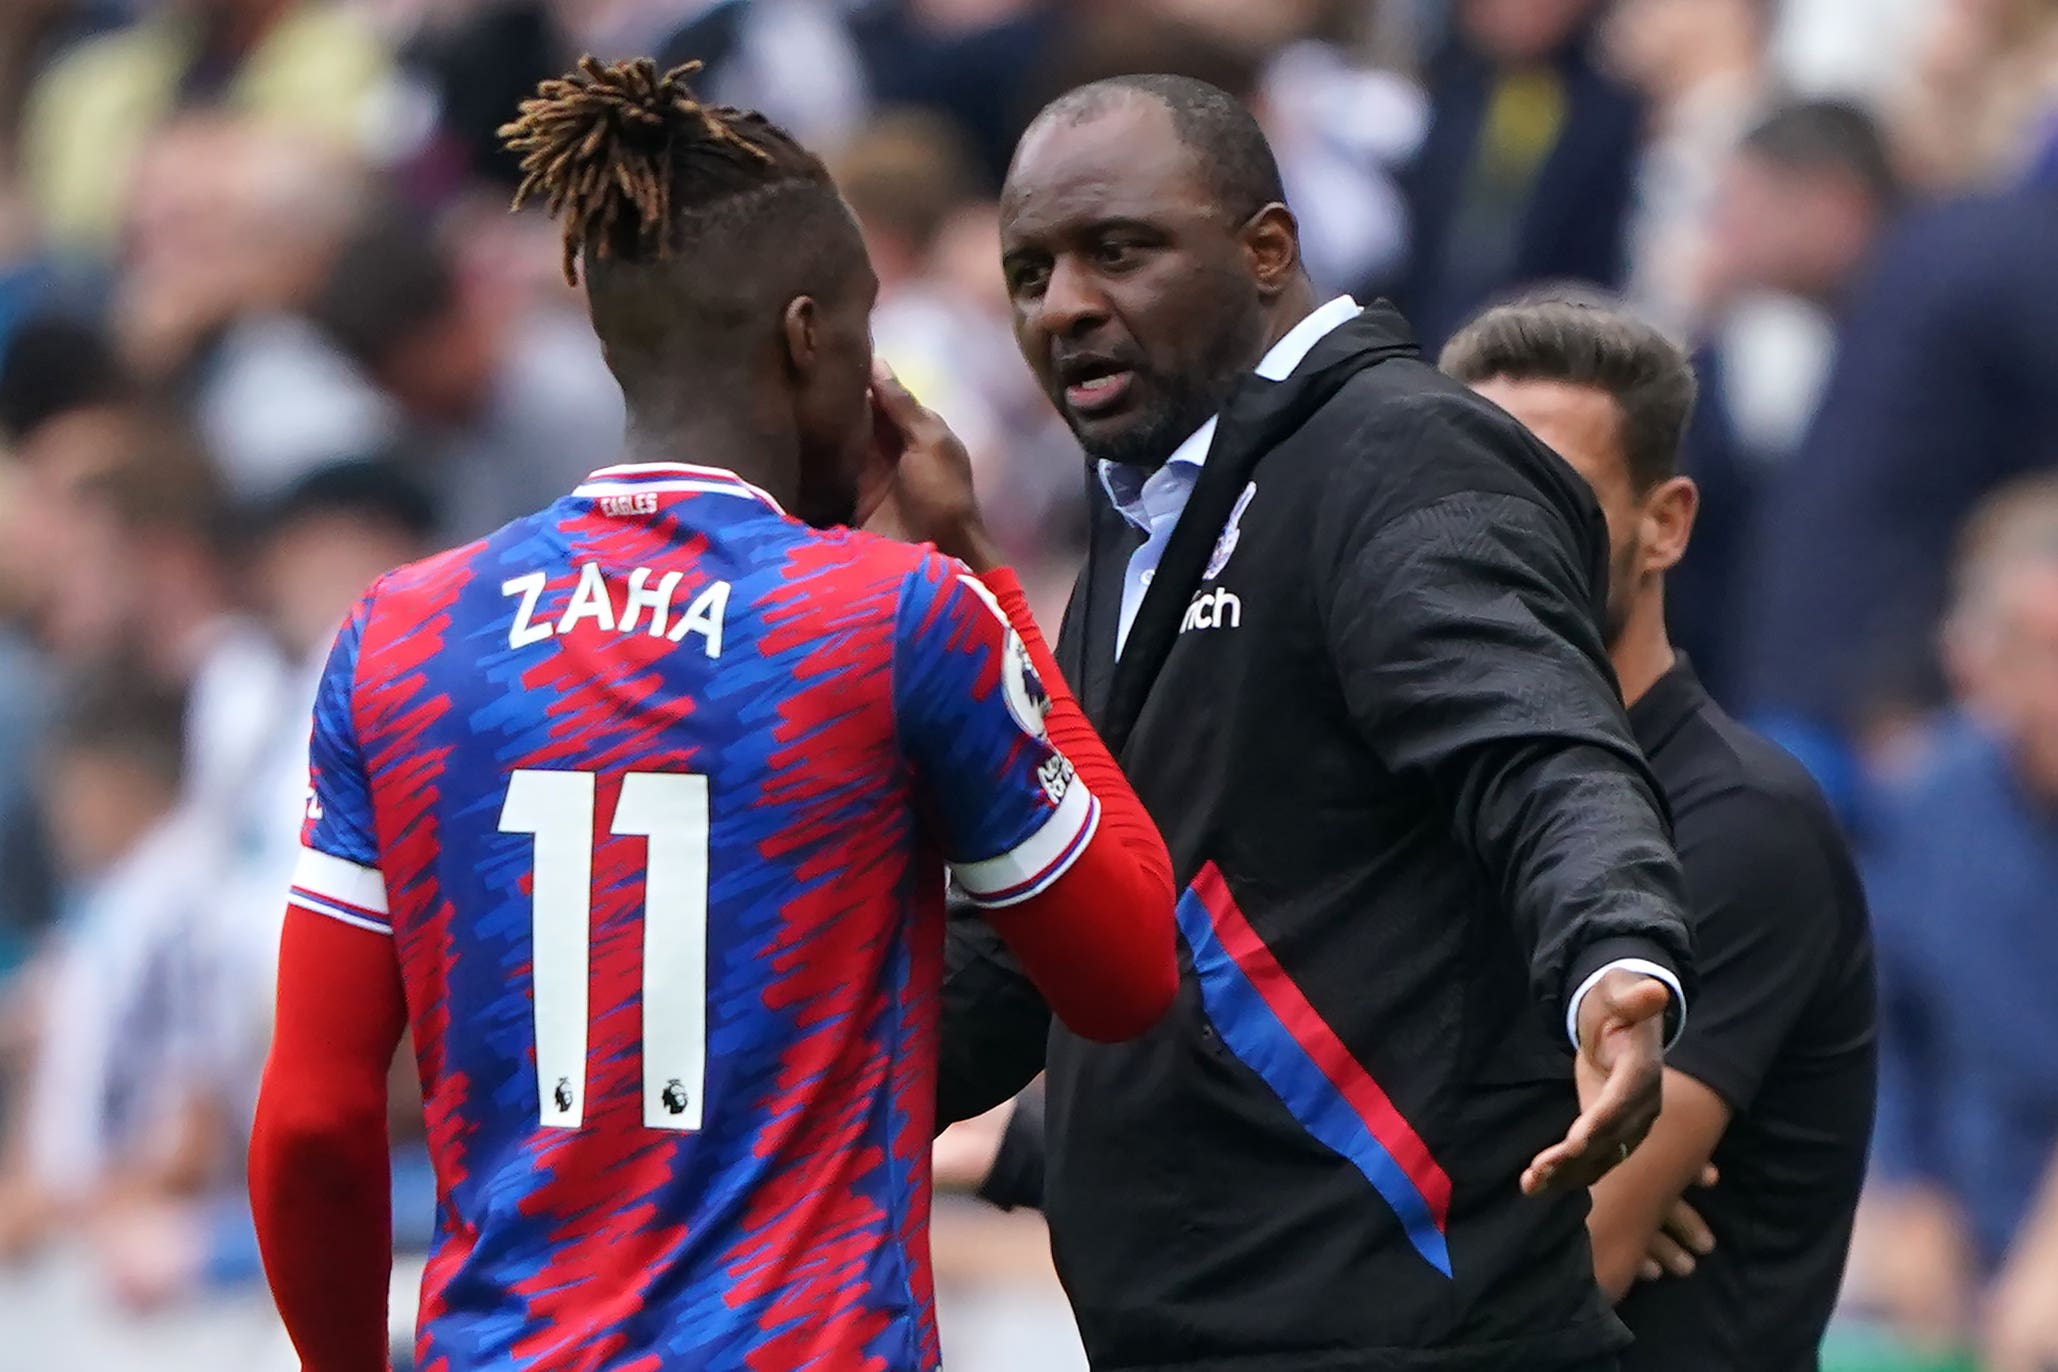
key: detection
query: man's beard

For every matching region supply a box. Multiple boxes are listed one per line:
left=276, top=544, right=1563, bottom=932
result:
left=1067, top=310, right=1268, bottom=470
left=1071, top=363, right=1241, bottom=470
left=1603, top=537, right=1641, bottom=649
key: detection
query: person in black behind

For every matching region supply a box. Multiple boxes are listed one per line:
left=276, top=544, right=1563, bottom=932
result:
left=1443, top=292, right=1877, bottom=1371
left=939, top=75, right=1696, bottom=1372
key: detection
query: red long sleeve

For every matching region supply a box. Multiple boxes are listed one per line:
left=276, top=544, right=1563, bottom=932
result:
left=976, top=566, right=1179, bottom=1041
left=250, top=904, right=407, bottom=1372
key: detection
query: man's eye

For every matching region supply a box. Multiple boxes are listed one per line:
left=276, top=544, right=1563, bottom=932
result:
left=1008, top=262, right=1049, bottom=295
left=1094, top=241, right=1139, bottom=268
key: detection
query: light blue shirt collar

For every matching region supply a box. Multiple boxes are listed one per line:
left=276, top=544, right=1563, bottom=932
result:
left=1098, top=294, right=1362, bottom=531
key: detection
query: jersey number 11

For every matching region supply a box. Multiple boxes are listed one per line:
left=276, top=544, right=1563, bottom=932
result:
left=499, top=768, right=707, bottom=1132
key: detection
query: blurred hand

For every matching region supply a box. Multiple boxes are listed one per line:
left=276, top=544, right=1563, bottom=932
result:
left=0, top=1172, right=51, bottom=1264
left=1637, top=1164, right=1719, bottom=1283
left=861, top=359, right=1002, bottom=574
left=1523, top=971, right=1671, bottom=1195
left=1854, top=1186, right=1975, bottom=1353
left=1988, top=1211, right=2058, bottom=1372
left=933, top=1100, right=1016, bottom=1194
left=92, top=1198, right=204, bottom=1313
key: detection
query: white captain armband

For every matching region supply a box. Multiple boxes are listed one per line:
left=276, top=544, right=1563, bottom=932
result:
left=287, top=846, right=393, bottom=935
left=952, top=774, right=1101, bottom=909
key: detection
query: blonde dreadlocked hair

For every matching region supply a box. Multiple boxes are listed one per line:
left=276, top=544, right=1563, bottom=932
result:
left=499, top=56, right=832, bottom=287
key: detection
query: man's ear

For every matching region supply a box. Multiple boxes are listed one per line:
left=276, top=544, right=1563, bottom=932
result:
left=1642, top=475, right=1699, bottom=575
left=1242, top=203, right=1302, bottom=299
left=781, top=295, right=820, bottom=378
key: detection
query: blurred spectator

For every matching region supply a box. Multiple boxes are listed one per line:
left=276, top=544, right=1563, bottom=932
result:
left=0, top=319, right=131, bottom=968
left=1605, top=0, right=1774, bottom=331
left=391, top=0, right=569, bottom=195
left=0, top=313, right=130, bottom=446
left=310, top=204, right=625, bottom=543
left=1893, top=0, right=2058, bottom=192
left=1987, top=1142, right=2058, bottom=1372
left=110, top=116, right=382, bottom=490
left=113, top=113, right=370, bottom=376
left=1038, top=3, right=1421, bottom=297
left=1, top=406, right=134, bottom=665
left=657, top=0, right=874, bottom=162
left=1254, top=26, right=1422, bottom=297
left=18, top=0, right=395, bottom=256
left=1770, top=0, right=1938, bottom=100
left=28, top=406, right=289, bottom=812
left=0, top=674, right=210, bottom=1264
left=1740, top=111, right=2058, bottom=775
left=0, top=403, right=136, bottom=957
left=845, top=0, right=1067, bottom=187
left=1400, top=0, right=1643, bottom=347
left=1665, top=99, right=1903, bottom=712
left=1703, top=99, right=1903, bottom=315
left=1856, top=476, right=2058, bottom=1358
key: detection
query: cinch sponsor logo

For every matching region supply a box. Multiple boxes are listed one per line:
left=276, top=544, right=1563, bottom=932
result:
left=1180, top=585, right=1242, bottom=634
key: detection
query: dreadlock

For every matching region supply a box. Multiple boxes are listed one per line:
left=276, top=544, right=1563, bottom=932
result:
left=499, top=56, right=830, bottom=286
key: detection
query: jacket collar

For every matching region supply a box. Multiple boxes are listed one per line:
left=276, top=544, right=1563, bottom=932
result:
left=1097, top=301, right=1421, bottom=754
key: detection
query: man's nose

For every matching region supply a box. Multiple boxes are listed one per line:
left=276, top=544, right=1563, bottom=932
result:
left=1033, top=255, right=1110, bottom=340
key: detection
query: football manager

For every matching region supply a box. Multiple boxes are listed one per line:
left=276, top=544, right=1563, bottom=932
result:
left=935, top=75, right=1696, bottom=1372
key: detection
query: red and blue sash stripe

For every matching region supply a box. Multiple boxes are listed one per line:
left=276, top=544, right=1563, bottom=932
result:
left=1177, top=861, right=1453, bottom=1275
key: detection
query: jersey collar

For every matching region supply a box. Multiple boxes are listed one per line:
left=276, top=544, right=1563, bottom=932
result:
left=574, top=462, right=786, bottom=514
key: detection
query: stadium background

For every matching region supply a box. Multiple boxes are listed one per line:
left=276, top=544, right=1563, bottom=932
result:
left=0, top=0, right=2054, bottom=1366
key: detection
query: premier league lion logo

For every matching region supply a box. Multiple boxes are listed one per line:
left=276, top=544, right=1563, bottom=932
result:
left=1001, top=631, right=1052, bottom=740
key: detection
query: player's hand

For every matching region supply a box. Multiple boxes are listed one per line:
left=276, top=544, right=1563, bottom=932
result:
left=1636, top=1165, right=1718, bottom=1283
left=1522, top=971, right=1671, bottom=1195
left=933, top=1100, right=1016, bottom=1194
left=862, top=358, right=1002, bottom=573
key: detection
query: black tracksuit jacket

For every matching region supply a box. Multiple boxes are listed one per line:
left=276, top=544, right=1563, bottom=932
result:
left=938, top=304, right=1695, bottom=1372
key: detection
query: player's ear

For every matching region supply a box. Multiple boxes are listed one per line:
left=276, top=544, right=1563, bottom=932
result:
left=1241, top=203, right=1301, bottom=301
left=781, top=296, right=820, bottom=380
left=1641, top=476, right=1698, bottom=575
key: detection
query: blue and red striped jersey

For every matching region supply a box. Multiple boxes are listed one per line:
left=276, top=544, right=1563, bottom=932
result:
left=288, top=462, right=1096, bottom=1372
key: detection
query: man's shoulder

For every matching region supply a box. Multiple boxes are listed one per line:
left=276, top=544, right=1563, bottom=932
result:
left=1293, top=359, right=1596, bottom=523
left=1664, top=695, right=1837, bottom=821
left=1663, top=698, right=1865, bottom=936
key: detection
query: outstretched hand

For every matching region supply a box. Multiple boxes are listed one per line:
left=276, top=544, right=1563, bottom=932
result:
left=1522, top=971, right=1671, bottom=1196
left=859, top=358, right=1001, bottom=573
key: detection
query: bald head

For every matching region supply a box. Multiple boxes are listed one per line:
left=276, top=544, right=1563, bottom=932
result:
left=1023, top=75, right=1286, bottom=227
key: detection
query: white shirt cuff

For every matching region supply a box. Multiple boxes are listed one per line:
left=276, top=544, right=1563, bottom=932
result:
left=1565, top=958, right=1686, bottom=1052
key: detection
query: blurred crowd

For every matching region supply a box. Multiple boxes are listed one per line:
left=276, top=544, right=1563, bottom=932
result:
left=0, top=0, right=2054, bottom=1368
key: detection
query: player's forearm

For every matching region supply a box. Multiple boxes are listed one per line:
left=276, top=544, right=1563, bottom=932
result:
left=250, top=1071, right=394, bottom=1372
left=1588, top=1176, right=1673, bottom=1302
left=251, top=906, right=408, bottom=1372
left=1583, top=1067, right=1731, bottom=1301
left=979, top=568, right=1177, bottom=1040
